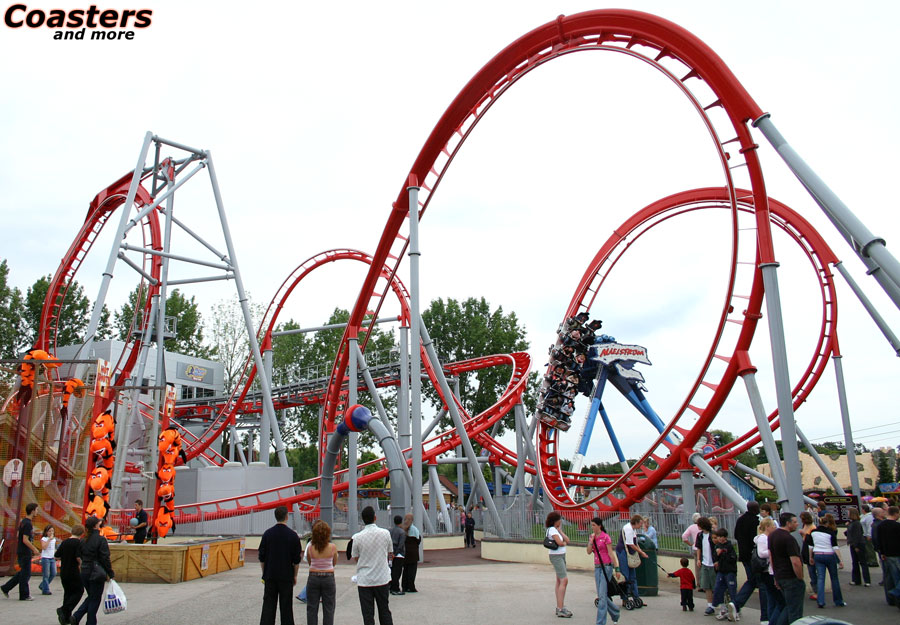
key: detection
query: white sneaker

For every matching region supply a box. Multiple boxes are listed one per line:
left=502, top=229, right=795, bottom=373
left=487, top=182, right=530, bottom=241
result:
left=727, top=602, right=737, bottom=622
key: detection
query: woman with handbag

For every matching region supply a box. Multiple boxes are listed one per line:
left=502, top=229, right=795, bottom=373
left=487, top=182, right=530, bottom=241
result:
left=755, top=518, right=785, bottom=625
left=615, top=514, right=648, bottom=605
left=72, top=516, right=115, bottom=625
left=545, top=511, right=572, bottom=618
left=587, top=517, right=621, bottom=625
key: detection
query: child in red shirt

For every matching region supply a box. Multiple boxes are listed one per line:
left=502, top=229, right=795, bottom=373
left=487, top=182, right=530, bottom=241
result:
left=668, top=557, right=697, bottom=611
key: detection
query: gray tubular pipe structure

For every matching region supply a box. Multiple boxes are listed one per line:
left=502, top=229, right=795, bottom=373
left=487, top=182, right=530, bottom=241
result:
left=319, top=406, right=409, bottom=529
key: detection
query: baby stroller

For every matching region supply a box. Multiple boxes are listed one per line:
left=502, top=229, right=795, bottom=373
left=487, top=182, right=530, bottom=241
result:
left=594, top=569, right=643, bottom=610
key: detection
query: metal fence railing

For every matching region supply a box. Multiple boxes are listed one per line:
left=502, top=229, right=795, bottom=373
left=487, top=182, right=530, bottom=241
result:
left=480, top=499, right=741, bottom=553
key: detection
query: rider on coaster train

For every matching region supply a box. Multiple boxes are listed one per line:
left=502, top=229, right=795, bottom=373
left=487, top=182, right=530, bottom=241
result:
left=539, top=314, right=609, bottom=429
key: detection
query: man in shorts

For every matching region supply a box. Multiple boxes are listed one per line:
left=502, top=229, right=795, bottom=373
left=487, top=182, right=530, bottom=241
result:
left=695, top=517, right=716, bottom=615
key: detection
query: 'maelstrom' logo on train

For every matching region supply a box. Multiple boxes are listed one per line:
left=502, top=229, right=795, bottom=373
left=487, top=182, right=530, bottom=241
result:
left=592, top=343, right=651, bottom=366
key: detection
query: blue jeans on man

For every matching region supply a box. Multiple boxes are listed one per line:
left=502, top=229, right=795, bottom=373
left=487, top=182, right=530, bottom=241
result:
left=733, top=561, right=767, bottom=620
left=758, top=573, right=784, bottom=625
left=0, top=554, right=33, bottom=599
left=884, top=556, right=900, bottom=605
left=774, top=577, right=804, bottom=625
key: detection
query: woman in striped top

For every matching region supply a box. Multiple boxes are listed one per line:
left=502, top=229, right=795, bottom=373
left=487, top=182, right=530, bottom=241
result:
left=803, top=513, right=846, bottom=609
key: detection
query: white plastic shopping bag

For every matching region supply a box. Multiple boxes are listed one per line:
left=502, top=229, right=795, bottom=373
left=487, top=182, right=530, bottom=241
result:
left=102, top=579, right=127, bottom=614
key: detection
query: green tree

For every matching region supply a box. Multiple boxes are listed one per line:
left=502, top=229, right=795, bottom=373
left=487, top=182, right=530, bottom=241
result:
left=874, top=449, right=895, bottom=493
left=269, top=319, right=313, bottom=445
left=23, top=274, right=108, bottom=348
left=113, top=285, right=146, bottom=340
left=115, top=286, right=208, bottom=356
left=271, top=308, right=397, bottom=447
left=0, top=259, right=27, bottom=358
left=164, top=289, right=207, bottom=355
left=895, top=445, right=900, bottom=483
left=581, top=460, right=628, bottom=475
left=710, top=429, right=758, bottom=470
left=273, top=444, right=320, bottom=483
left=421, top=297, right=541, bottom=433
left=204, top=294, right=266, bottom=393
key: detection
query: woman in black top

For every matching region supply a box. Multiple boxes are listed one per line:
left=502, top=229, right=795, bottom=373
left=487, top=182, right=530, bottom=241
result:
left=72, top=516, right=115, bottom=625
left=55, top=524, right=86, bottom=625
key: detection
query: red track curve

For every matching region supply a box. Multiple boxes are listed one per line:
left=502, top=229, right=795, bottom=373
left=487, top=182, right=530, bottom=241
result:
left=324, top=9, right=779, bottom=510
left=539, top=188, right=840, bottom=505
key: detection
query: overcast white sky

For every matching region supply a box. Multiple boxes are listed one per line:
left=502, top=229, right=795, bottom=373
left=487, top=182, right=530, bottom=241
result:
left=1, top=1, right=898, bottom=468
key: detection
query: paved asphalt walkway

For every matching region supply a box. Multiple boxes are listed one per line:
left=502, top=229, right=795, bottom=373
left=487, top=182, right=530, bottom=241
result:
left=1, top=543, right=895, bottom=624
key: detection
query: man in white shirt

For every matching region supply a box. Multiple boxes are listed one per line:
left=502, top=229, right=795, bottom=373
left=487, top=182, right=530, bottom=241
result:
left=861, top=504, right=874, bottom=539
left=352, top=506, right=394, bottom=625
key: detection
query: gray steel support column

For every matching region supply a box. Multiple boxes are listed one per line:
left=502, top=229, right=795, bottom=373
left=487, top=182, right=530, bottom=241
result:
left=832, top=356, right=861, bottom=500
left=796, top=426, right=846, bottom=495
left=422, top=409, right=447, bottom=441
left=233, top=427, right=248, bottom=466
left=528, top=414, right=546, bottom=511
left=319, top=427, right=344, bottom=529
left=81, top=132, right=154, bottom=362
left=760, top=264, right=806, bottom=514
left=680, top=469, right=696, bottom=526
left=435, top=457, right=489, bottom=464
left=456, top=446, right=464, bottom=515
left=833, top=262, right=900, bottom=356
left=206, top=152, right=287, bottom=468
left=398, top=325, right=410, bottom=450
left=348, top=337, right=359, bottom=535
left=353, top=343, right=406, bottom=509
left=511, top=403, right=527, bottom=498
left=228, top=426, right=235, bottom=462
left=354, top=344, right=393, bottom=432
left=419, top=322, right=505, bottom=535
left=260, top=344, right=273, bottom=466
left=369, top=420, right=407, bottom=520
left=466, top=465, right=478, bottom=510
left=741, top=370, right=791, bottom=505
left=427, top=464, right=438, bottom=529
left=754, top=115, right=900, bottom=309
left=494, top=464, right=503, bottom=500
left=407, top=183, right=424, bottom=540
left=688, top=453, right=748, bottom=513
left=428, top=463, right=452, bottom=531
